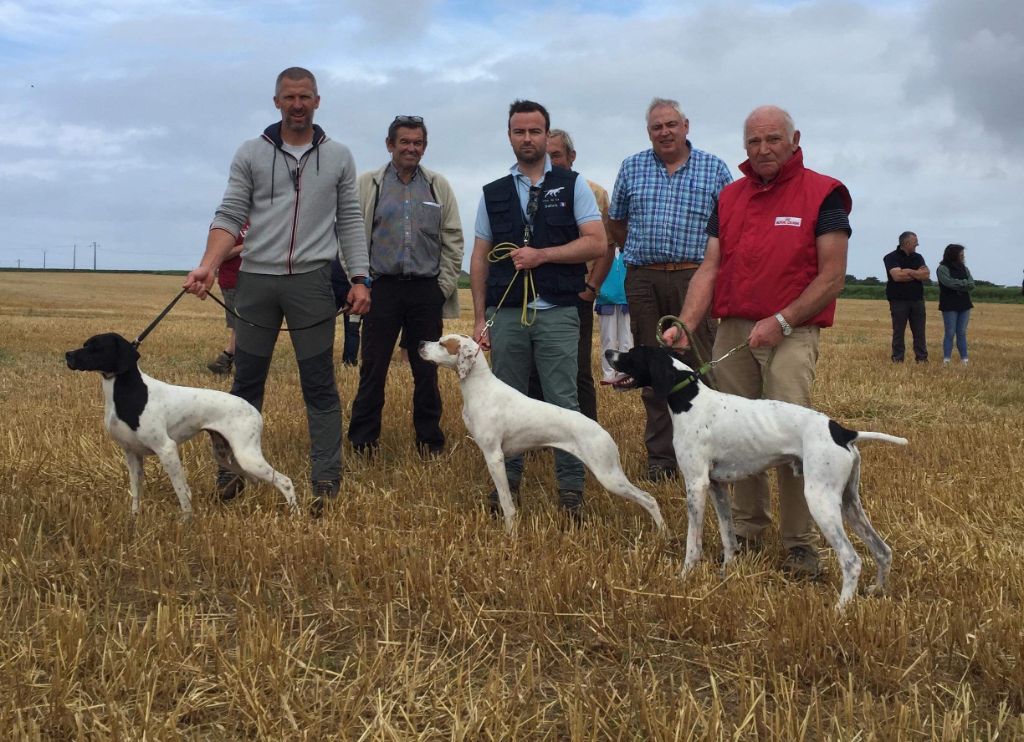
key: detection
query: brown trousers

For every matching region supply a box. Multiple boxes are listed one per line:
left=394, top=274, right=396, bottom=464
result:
left=624, top=266, right=716, bottom=468
left=712, top=318, right=821, bottom=551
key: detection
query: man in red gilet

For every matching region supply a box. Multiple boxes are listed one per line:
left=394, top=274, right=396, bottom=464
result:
left=669, top=105, right=852, bottom=580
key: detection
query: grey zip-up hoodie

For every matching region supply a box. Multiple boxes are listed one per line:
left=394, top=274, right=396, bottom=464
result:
left=210, top=122, right=369, bottom=277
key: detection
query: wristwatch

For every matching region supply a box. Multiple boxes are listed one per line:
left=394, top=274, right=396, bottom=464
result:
left=350, top=275, right=372, bottom=288
left=774, top=312, right=793, bottom=336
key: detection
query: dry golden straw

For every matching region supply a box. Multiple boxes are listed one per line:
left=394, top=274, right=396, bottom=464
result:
left=1, top=271, right=1022, bottom=739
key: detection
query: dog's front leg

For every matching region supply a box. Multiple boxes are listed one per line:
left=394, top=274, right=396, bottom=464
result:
left=709, top=481, right=739, bottom=574
left=682, top=478, right=710, bottom=574
left=482, top=448, right=517, bottom=534
left=125, top=451, right=145, bottom=515
left=154, top=442, right=194, bottom=520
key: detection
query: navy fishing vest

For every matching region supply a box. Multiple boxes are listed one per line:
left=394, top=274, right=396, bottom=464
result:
left=482, top=167, right=586, bottom=307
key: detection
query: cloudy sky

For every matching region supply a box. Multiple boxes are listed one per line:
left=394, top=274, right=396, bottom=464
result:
left=2, top=0, right=1022, bottom=284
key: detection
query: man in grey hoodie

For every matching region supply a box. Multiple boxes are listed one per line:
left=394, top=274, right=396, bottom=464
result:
left=184, top=66, right=370, bottom=516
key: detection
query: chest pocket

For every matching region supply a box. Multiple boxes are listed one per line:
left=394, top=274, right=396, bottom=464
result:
left=416, top=201, right=442, bottom=238
left=485, top=192, right=517, bottom=236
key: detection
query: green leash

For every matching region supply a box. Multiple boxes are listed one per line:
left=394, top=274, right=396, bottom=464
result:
left=655, top=315, right=765, bottom=395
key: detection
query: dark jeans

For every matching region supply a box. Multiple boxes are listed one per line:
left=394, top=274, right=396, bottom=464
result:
left=625, top=265, right=716, bottom=469
left=889, top=299, right=927, bottom=361
left=526, top=300, right=597, bottom=421
left=347, top=276, right=445, bottom=450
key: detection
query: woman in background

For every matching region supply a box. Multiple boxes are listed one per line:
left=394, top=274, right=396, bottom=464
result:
left=936, top=243, right=975, bottom=366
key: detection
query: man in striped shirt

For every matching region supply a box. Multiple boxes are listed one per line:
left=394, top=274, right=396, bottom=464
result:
left=609, top=98, right=732, bottom=481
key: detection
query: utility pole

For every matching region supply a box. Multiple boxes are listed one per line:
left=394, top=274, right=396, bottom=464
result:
left=17, top=259, right=21, bottom=269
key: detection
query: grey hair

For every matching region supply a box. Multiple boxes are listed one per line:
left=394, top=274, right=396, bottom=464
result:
left=548, top=128, right=575, bottom=153
left=744, top=106, right=796, bottom=142
left=646, top=97, right=686, bottom=122
left=898, top=231, right=917, bottom=247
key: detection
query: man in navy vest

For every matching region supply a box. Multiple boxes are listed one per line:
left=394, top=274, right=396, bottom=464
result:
left=470, top=100, right=607, bottom=522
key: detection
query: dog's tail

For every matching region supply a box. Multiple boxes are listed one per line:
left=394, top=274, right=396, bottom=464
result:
left=856, top=431, right=909, bottom=446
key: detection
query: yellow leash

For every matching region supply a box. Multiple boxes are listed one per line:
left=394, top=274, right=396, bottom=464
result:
left=484, top=241, right=539, bottom=331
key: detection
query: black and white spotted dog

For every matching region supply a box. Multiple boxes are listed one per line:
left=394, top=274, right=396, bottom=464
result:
left=66, top=332, right=297, bottom=518
left=608, top=345, right=907, bottom=609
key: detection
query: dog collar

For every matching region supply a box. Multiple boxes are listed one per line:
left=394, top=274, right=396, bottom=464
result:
left=668, top=362, right=712, bottom=395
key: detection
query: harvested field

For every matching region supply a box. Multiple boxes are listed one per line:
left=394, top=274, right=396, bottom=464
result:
left=1, top=271, right=1022, bottom=739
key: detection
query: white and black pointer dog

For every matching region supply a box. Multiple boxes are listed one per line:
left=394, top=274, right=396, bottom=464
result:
left=608, top=345, right=907, bottom=609
left=419, top=334, right=665, bottom=533
left=66, top=332, right=297, bottom=518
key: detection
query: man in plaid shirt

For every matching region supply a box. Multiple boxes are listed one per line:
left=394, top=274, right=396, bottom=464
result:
left=609, top=97, right=732, bottom=481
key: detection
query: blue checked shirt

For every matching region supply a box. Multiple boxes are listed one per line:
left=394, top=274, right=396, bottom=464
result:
left=609, top=143, right=732, bottom=265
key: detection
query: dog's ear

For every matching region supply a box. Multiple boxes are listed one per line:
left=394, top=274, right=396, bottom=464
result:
left=114, top=335, right=140, bottom=373
left=456, top=340, right=476, bottom=380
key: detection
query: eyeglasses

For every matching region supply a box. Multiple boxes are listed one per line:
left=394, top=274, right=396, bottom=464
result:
left=392, top=115, right=424, bottom=125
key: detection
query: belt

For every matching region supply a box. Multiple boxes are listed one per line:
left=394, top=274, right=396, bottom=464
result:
left=377, top=273, right=434, bottom=281
left=638, top=261, right=700, bottom=271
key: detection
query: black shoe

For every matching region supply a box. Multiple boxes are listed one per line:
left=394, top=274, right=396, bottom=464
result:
left=487, top=481, right=521, bottom=517
left=416, top=441, right=444, bottom=460
left=216, top=467, right=245, bottom=502
left=645, top=464, right=679, bottom=482
left=781, top=545, right=823, bottom=580
left=558, top=489, right=584, bottom=526
left=352, top=441, right=379, bottom=460
left=310, top=480, right=340, bottom=519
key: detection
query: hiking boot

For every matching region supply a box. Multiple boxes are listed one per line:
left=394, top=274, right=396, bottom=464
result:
left=310, top=480, right=340, bottom=519
left=781, top=545, right=823, bottom=580
left=558, top=489, right=584, bottom=526
left=216, top=467, right=245, bottom=502
left=718, top=535, right=763, bottom=564
left=487, top=481, right=521, bottom=517
left=207, top=350, right=234, bottom=375
left=645, top=464, right=679, bottom=482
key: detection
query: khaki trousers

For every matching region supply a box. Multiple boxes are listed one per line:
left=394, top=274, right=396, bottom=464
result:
left=712, top=318, right=821, bottom=551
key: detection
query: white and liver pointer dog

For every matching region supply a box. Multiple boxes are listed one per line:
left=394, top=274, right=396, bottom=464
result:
left=419, top=334, right=664, bottom=533
left=66, top=332, right=297, bottom=518
left=608, top=345, right=906, bottom=608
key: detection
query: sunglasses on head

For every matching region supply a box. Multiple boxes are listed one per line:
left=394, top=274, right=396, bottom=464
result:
left=392, top=115, right=424, bottom=125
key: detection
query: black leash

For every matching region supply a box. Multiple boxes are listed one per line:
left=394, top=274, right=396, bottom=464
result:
left=132, top=289, right=188, bottom=347
left=131, top=288, right=351, bottom=348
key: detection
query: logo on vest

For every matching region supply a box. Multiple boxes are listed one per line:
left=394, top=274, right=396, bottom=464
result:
left=544, top=186, right=565, bottom=199
left=774, top=216, right=802, bottom=227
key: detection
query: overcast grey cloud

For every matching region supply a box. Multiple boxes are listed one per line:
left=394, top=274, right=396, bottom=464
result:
left=1, top=0, right=1022, bottom=285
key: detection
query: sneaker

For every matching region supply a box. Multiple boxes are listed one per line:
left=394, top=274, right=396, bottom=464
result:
left=310, top=480, right=340, bottom=519
left=961, top=358, right=969, bottom=366
left=207, top=351, right=234, bottom=375
left=645, top=464, right=679, bottom=482
left=558, top=489, right=584, bottom=525
left=216, top=467, right=245, bottom=502
left=781, top=545, right=822, bottom=580
left=487, top=481, right=521, bottom=517
left=943, top=358, right=951, bottom=365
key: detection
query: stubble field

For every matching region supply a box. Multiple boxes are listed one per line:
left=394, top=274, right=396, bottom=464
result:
left=1, top=271, right=1022, bottom=739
